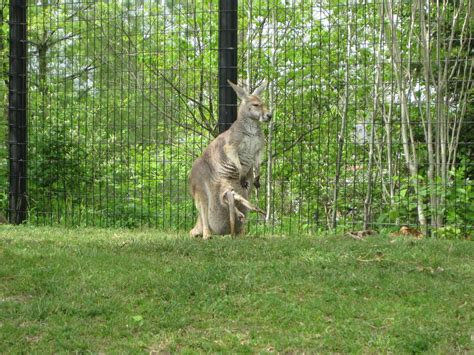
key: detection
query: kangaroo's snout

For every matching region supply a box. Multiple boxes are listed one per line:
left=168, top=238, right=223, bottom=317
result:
left=261, top=111, right=272, bottom=122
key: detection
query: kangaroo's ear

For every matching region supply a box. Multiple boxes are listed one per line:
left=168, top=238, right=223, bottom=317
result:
left=227, top=80, right=247, bottom=100
left=252, top=80, right=267, bottom=97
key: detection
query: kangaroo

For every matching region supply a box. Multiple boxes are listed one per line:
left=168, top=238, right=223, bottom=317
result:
left=189, top=80, right=272, bottom=239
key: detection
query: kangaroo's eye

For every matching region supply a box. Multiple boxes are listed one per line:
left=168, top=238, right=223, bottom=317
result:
left=252, top=104, right=260, bottom=107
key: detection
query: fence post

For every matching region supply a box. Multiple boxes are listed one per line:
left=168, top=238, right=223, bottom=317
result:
left=218, top=0, right=238, bottom=134
left=8, top=0, right=28, bottom=224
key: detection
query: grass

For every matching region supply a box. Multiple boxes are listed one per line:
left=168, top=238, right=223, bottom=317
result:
left=0, top=226, right=472, bottom=353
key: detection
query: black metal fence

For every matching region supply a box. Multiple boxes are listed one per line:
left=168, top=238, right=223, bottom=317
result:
left=2, top=0, right=473, bottom=237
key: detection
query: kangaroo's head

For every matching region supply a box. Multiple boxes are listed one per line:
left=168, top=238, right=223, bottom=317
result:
left=228, top=80, right=273, bottom=123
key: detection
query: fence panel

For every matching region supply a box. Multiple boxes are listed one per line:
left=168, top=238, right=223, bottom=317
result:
left=2, top=0, right=472, bottom=237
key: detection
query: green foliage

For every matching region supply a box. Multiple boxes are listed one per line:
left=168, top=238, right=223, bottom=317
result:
left=381, top=163, right=473, bottom=235
left=0, top=1, right=471, bottom=235
left=433, top=226, right=464, bottom=240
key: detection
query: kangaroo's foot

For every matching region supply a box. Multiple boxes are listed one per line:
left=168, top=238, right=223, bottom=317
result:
left=190, top=216, right=203, bottom=238
left=235, top=206, right=245, bottom=223
left=202, top=231, right=212, bottom=240
left=190, top=227, right=202, bottom=238
left=232, top=191, right=265, bottom=215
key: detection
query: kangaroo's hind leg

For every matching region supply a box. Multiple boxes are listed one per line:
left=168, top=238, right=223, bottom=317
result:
left=224, top=190, right=237, bottom=236
left=198, top=198, right=212, bottom=240
left=190, top=215, right=202, bottom=238
left=223, top=190, right=246, bottom=236
left=192, top=189, right=212, bottom=240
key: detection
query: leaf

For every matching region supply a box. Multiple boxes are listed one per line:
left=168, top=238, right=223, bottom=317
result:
left=132, top=315, right=143, bottom=323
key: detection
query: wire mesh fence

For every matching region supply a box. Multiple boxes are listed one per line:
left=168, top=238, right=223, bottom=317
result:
left=1, top=0, right=473, bottom=237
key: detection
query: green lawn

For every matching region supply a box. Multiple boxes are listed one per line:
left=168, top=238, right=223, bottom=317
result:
left=0, top=226, right=472, bottom=353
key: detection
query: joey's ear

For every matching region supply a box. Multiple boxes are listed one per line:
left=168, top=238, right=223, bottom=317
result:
left=252, top=80, right=267, bottom=97
left=227, top=80, right=248, bottom=100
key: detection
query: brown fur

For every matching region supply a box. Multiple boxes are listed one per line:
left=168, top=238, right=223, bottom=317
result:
left=390, top=226, right=423, bottom=238
left=189, top=80, right=271, bottom=239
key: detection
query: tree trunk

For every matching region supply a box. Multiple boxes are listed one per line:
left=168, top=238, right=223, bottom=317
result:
left=363, top=35, right=382, bottom=230
left=265, top=7, right=277, bottom=223
left=331, top=15, right=351, bottom=229
left=383, top=1, right=427, bottom=228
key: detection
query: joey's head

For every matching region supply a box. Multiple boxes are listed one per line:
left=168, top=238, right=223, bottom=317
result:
left=228, top=80, right=273, bottom=123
